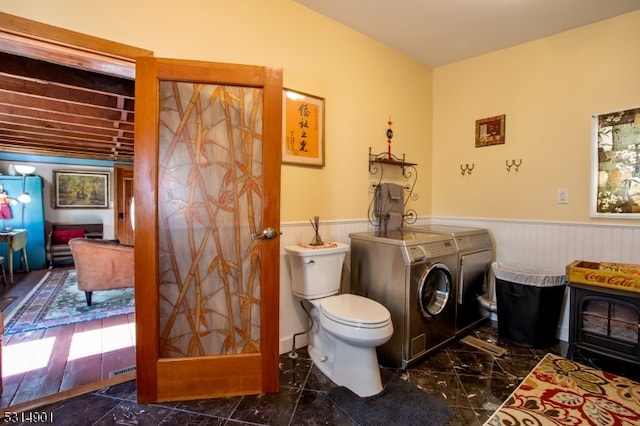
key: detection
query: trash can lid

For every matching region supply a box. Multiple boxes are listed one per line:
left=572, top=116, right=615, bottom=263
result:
left=492, top=261, right=566, bottom=287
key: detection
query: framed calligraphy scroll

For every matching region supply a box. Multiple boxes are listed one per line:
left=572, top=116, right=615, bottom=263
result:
left=282, top=89, right=325, bottom=167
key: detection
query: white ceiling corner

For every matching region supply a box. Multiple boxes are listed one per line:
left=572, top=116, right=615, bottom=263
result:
left=295, top=0, right=640, bottom=67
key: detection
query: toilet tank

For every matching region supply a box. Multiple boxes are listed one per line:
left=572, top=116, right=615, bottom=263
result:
left=285, top=242, right=349, bottom=299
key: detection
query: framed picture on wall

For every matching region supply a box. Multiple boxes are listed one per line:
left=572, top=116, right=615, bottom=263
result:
left=282, top=89, right=325, bottom=167
left=53, top=170, right=109, bottom=209
left=475, top=115, right=505, bottom=147
left=591, top=106, right=640, bottom=218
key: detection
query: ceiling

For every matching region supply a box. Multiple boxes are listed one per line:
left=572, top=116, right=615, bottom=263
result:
left=2, top=2, right=640, bottom=164
left=295, top=0, right=640, bottom=67
left=0, top=51, right=134, bottom=163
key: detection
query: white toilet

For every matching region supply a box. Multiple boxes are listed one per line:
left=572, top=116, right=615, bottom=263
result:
left=285, top=242, right=393, bottom=397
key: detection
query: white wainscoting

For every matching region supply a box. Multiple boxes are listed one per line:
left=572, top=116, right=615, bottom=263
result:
left=278, top=217, right=640, bottom=354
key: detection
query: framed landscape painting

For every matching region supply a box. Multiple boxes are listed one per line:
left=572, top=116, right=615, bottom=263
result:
left=53, top=170, right=109, bottom=209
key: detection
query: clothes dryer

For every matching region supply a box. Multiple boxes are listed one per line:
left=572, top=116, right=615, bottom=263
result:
left=349, top=230, right=458, bottom=368
left=404, top=225, right=493, bottom=335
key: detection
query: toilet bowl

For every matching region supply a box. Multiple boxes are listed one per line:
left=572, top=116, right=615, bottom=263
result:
left=310, top=293, right=393, bottom=397
left=318, top=294, right=392, bottom=346
left=285, top=243, right=393, bottom=397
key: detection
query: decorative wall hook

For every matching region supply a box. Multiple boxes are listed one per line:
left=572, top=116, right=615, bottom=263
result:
left=506, top=159, right=522, bottom=172
left=460, top=163, right=474, bottom=176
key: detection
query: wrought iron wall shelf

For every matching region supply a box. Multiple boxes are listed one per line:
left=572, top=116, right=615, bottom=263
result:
left=368, top=147, right=416, bottom=177
left=368, top=147, right=418, bottom=227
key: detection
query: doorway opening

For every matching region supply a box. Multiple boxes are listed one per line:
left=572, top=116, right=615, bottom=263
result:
left=0, top=11, right=151, bottom=409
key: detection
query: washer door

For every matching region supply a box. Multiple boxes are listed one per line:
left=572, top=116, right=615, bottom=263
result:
left=418, top=263, right=452, bottom=318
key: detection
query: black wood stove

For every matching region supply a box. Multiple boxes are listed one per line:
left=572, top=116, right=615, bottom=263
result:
left=568, top=282, right=640, bottom=366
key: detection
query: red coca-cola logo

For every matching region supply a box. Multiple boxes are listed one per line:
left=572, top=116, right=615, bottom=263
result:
left=584, top=272, right=635, bottom=288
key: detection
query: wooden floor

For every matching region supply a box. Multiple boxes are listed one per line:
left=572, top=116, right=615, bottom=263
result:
left=0, top=268, right=136, bottom=409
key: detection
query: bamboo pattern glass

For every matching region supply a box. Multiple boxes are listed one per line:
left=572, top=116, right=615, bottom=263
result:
left=157, top=81, right=264, bottom=357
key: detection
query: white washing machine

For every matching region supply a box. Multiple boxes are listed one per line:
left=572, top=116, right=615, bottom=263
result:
left=404, top=225, right=494, bottom=335
left=349, top=230, right=458, bottom=368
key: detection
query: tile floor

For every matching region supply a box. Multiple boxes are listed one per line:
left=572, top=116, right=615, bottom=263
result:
left=13, top=321, right=637, bottom=425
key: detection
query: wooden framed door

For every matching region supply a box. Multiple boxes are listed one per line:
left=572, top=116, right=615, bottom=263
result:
left=114, top=165, right=134, bottom=245
left=134, top=57, right=282, bottom=403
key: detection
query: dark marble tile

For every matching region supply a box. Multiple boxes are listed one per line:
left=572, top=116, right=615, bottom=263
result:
left=497, top=344, right=538, bottom=357
left=279, top=354, right=312, bottom=389
left=494, top=354, right=544, bottom=383
left=529, top=341, right=563, bottom=357
left=225, top=420, right=266, bottom=426
left=290, top=389, right=355, bottom=425
left=92, top=399, right=174, bottom=425
left=304, top=364, right=338, bottom=392
left=93, top=379, right=137, bottom=400
left=401, top=370, right=472, bottom=408
left=406, top=349, right=455, bottom=373
left=229, top=386, right=300, bottom=425
left=159, top=409, right=226, bottom=425
left=456, top=373, right=515, bottom=413
left=447, top=349, right=504, bottom=376
left=31, top=393, right=122, bottom=425
left=174, top=396, right=242, bottom=418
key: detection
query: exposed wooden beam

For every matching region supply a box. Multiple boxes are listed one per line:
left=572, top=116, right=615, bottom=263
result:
left=0, top=52, right=135, bottom=95
left=0, top=12, right=152, bottom=163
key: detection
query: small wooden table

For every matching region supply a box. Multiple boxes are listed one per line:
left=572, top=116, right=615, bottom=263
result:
left=0, top=229, right=30, bottom=284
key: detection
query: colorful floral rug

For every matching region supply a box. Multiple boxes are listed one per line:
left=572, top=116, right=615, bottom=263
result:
left=486, top=353, right=640, bottom=425
left=3, top=269, right=134, bottom=335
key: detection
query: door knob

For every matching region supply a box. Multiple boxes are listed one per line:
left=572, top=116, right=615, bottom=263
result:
left=251, top=227, right=277, bottom=240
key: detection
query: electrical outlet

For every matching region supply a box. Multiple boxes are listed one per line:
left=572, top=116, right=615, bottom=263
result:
left=557, top=188, right=569, bottom=204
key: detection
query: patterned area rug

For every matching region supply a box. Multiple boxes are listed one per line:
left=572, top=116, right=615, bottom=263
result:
left=4, top=269, right=134, bottom=335
left=486, top=353, right=640, bottom=425
left=0, top=296, right=17, bottom=313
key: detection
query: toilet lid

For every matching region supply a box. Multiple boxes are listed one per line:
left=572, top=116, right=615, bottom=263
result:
left=320, top=294, right=391, bottom=328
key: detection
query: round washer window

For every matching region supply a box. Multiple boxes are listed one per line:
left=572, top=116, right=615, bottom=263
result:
left=418, top=264, right=451, bottom=318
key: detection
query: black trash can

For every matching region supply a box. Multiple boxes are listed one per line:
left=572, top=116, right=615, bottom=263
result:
left=493, top=262, right=567, bottom=348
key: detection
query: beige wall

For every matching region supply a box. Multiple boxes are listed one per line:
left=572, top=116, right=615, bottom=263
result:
left=5, top=1, right=639, bottom=353
left=432, top=11, right=640, bottom=225
left=0, top=0, right=433, bottom=222
left=0, top=161, right=117, bottom=238
left=3, top=3, right=638, bottom=226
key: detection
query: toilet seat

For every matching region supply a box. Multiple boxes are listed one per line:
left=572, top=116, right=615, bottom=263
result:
left=320, top=294, right=391, bottom=329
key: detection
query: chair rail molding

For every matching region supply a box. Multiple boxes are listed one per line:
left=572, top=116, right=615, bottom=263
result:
left=277, top=216, right=640, bottom=353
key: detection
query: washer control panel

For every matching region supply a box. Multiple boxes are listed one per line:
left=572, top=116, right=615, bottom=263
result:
left=403, top=240, right=456, bottom=264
